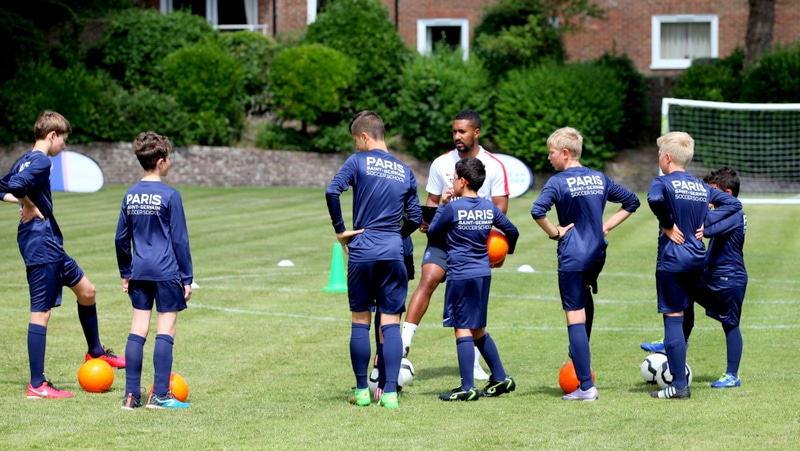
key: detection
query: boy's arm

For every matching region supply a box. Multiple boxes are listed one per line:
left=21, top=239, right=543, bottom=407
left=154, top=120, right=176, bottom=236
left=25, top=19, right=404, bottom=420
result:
left=114, top=206, right=133, bottom=280
left=400, top=173, right=422, bottom=238
left=703, top=209, right=743, bottom=238
left=168, top=192, right=193, bottom=287
left=603, top=208, right=634, bottom=237
left=494, top=210, right=519, bottom=255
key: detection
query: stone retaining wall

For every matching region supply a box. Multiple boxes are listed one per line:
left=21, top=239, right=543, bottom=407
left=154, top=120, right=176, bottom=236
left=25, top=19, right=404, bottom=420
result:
left=1, top=142, right=658, bottom=192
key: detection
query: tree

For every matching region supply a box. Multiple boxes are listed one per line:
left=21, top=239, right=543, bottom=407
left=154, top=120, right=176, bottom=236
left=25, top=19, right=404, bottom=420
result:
left=744, top=0, right=776, bottom=68
left=474, top=0, right=605, bottom=80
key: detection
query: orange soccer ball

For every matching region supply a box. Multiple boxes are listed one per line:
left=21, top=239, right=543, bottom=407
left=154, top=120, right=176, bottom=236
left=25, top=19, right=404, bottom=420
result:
left=558, top=361, right=596, bottom=394
left=151, top=372, right=190, bottom=402
left=78, top=358, right=115, bottom=393
left=487, top=229, right=509, bottom=265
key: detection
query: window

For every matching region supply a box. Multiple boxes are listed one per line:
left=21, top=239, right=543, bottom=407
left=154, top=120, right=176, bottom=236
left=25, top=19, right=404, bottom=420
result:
left=651, top=15, right=718, bottom=70
left=417, top=19, right=469, bottom=61
left=161, top=0, right=265, bottom=34
left=307, top=0, right=328, bottom=24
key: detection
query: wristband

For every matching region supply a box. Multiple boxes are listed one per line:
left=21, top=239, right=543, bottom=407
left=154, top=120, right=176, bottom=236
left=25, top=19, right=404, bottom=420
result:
left=549, top=231, right=560, bottom=241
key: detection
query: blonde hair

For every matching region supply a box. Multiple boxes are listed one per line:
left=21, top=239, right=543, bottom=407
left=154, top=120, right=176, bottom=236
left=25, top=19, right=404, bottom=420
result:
left=547, top=127, right=583, bottom=159
left=657, top=132, right=694, bottom=167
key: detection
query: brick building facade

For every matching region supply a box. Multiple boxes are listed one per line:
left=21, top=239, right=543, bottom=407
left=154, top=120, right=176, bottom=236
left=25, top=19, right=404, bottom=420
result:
left=147, top=0, right=800, bottom=75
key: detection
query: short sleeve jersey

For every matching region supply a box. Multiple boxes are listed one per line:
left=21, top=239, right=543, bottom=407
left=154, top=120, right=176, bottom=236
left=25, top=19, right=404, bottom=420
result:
left=426, top=146, right=509, bottom=201
left=325, top=149, right=422, bottom=263
left=115, top=180, right=193, bottom=285
left=531, top=166, right=640, bottom=272
left=647, top=171, right=742, bottom=272
left=428, top=196, right=519, bottom=280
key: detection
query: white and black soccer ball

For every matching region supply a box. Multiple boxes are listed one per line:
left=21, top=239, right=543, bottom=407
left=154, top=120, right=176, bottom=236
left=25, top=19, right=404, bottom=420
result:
left=656, top=360, right=693, bottom=388
left=367, top=358, right=415, bottom=395
left=640, top=353, right=668, bottom=384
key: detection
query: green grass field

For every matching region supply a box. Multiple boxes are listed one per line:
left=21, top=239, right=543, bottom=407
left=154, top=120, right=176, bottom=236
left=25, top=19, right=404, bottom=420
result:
left=1, top=186, right=798, bottom=450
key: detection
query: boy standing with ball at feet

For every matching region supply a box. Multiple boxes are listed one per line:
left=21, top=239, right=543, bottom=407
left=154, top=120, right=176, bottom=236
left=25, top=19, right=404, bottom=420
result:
left=116, top=131, right=193, bottom=409
left=427, top=157, right=519, bottom=401
left=326, top=111, right=422, bottom=409
left=0, top=110, right=125, bottom=399
left=531, top=127, right=640, bottom=401
left=647, top=132, right=741, bottom=399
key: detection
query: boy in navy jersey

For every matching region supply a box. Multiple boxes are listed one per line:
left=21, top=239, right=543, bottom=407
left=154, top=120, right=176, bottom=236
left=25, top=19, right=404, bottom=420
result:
left=427, top=157, right=519, bottom=401
left=0, top=110, right=124, bottom=399
left=115, top=131, right=193, bottom=409
left=325, top=111, right=422, bottom=409
left=531, top=127, right=640, bottom=401
left=698, top=167, right=747, bottom=388
left=647, top=132, right=742, bottom=399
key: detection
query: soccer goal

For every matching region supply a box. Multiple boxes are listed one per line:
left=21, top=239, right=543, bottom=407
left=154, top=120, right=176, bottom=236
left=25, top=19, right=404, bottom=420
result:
left=662, top=97, right=800, bottom=203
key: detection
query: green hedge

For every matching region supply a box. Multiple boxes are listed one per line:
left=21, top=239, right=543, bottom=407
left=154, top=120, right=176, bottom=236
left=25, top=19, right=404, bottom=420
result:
left=740, top=44, right=800, bottom=103
left=493, top=62, right=625, bottom=172
left=672, top=49, right=745, bottom=102
left=96, top=9, right=216, bottom=88
left=395, top=50, right=492, bottom=161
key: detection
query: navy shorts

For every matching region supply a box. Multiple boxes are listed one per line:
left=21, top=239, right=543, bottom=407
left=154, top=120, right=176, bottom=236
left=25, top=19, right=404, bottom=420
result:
left=422, top=244, right=447, bottom=279
left=558, top=270, right=599, bottom=311
left=656, top=270, right=703, bottom=314
left=443, top=276, right=490, bottom=329
left=702, top=282, right=745, bottom=326
left=347, top=260, right=408, bottom=315
left=27, top=255, right=84, bottom=312
left=128, top=279, right=188, bottom=313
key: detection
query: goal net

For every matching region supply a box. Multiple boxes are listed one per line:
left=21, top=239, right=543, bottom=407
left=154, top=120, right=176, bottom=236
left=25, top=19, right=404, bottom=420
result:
left=662, top=98, right=800, bottom=201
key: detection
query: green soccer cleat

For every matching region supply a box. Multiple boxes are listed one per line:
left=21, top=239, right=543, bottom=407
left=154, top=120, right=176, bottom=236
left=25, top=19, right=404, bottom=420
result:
left=349, top=387, right=371, bottom=406
left=482, top=376, right=516, bottom=397
left=378, top=391, right=399, bottom=409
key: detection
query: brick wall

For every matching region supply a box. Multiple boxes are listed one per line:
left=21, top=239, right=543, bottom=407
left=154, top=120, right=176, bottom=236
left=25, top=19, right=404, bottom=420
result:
left=563, top=0, right=800, bottom=75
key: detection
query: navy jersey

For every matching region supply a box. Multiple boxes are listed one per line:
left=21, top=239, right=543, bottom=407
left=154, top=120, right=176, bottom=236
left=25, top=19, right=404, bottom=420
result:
left=531, top=167, right=640, bottom=272
left=326, top=149, right=422, bottom=263
left=115, top=181, right=193, bottom=285
left=3, top=151, right=64, bottom=266
left=427, top=197, right=519, bottom=280
left=648, top=171, right=741, bottom=272
left=704, top=208, right=748, bottom=287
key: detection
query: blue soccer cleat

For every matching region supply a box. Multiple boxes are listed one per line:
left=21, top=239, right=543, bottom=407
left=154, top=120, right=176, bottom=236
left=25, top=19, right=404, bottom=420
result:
left=710, top=373, right=741, bottom=388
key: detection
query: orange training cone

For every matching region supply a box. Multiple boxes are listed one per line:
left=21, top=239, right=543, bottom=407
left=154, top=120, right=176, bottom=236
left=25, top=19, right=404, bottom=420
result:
left=323, top=243, right=347, bottom=292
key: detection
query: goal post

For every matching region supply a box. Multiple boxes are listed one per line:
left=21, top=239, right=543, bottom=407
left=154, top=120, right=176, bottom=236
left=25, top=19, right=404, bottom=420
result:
left=662, top=97, right=800, bottom=200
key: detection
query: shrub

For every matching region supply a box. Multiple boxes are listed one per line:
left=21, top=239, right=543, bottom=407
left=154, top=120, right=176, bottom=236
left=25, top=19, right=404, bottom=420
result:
left=268, top=44, right=355, bottom=126
left=219, top=31, right=280, bottom=115
left=0, top=61, right=110, bottom=144
left=473, top=1, right=565, bottom=80
left=740, top=44, right=800, bottom=103
left=255, top=123, right=308, bottom=151
left=395, top=49, right=492, bottom=161
left=0, top=9, right=48, bottom=82
left=303, top=0, right=411, bottom=123
left=593, top=53, right=648, bottom=148
left=94, top=86, right=195, bottom=146
left=672, top=48, right=745, bottom=102
left=96, top=8, right=216, bottom=88
left=158, top=42, right=246, bottom=146
left=493, top=62, right=625, bottom=172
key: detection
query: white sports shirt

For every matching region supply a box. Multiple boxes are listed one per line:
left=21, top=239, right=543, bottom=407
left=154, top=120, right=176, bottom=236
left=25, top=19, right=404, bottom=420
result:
left=426, top=146, right=510, bottom=201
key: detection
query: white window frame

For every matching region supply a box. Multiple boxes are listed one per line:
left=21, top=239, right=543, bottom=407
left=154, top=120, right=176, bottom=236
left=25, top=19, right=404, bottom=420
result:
left=160, top=0, right=267, bottom=35
left=416, top=18, right=469, bottom=61
left=651, top=14, right=718, bottom=70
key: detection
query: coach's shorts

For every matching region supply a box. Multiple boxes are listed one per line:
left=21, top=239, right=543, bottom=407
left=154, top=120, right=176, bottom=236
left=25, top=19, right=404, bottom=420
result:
left=443, top=276, right=490, bottom=329
left=27, top=255, right=85, bottom=312
left=347, top=260, right=408, bottom=315
left=422, top=244, right=447, bottom=272
left=404, top=254, right=415, bottom=281
left=558, top=270, right=599, bottom=311
left=702, top=283, right=746, bottom=326
left=128, top=279, right=187, bottom=313
left=656, top=270, right=703, bottom=314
